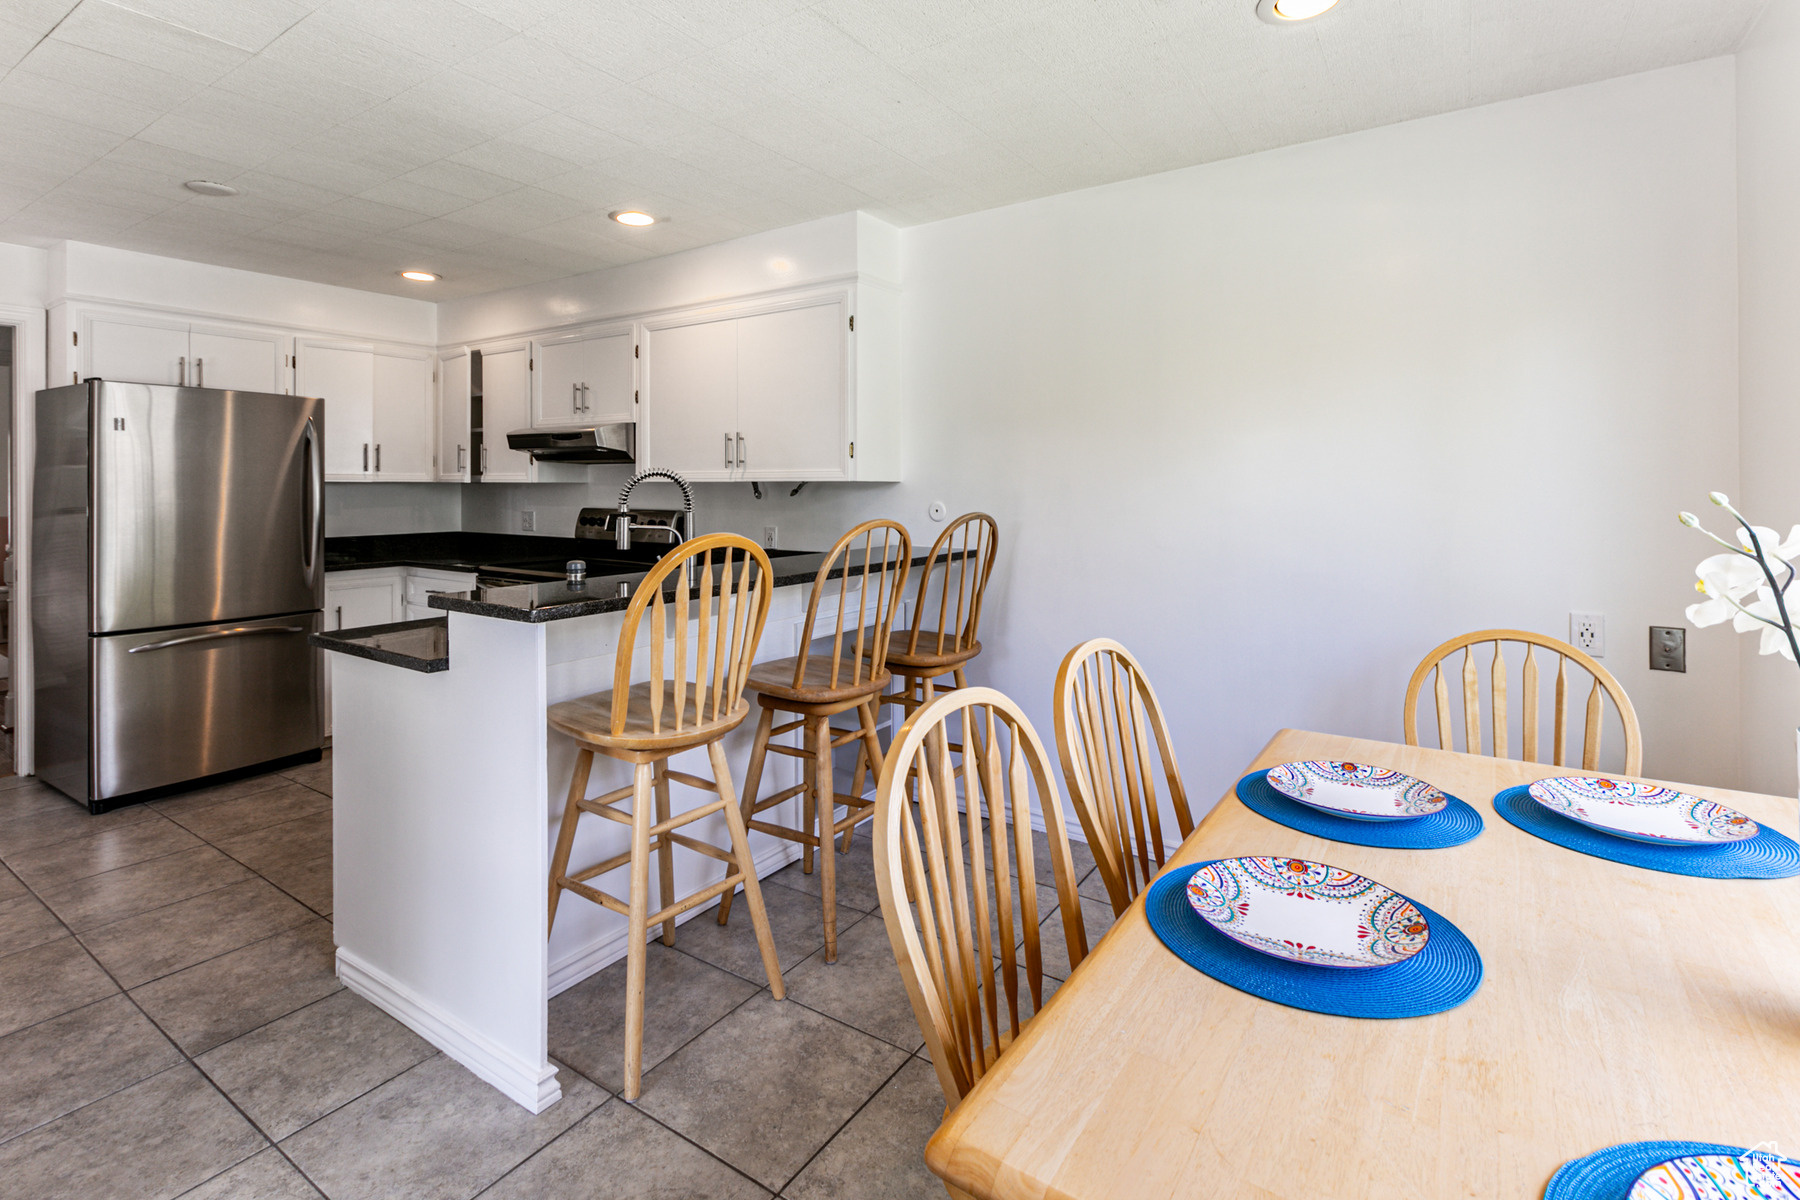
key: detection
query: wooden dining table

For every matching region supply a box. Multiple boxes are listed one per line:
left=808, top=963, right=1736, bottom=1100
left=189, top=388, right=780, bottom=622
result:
left=925, top=729, right=1800, bottom=1199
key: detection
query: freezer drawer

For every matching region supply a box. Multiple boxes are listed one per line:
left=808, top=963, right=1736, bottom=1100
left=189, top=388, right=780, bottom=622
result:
left=93, top=613, right=323, bottom=800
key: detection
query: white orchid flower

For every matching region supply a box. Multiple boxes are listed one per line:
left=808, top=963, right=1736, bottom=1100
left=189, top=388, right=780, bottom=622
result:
left=1734, top=524, right=1800, bottom=564
left=1687, top=553, right=1764, bottom=627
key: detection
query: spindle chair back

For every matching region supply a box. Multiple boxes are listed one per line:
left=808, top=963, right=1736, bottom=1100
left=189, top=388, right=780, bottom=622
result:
left=874, top=686, right=1089, bottom=1110
left=1053, top=639, right=1194, bottom=916
left=1402, top=628, right=1642, bottom=775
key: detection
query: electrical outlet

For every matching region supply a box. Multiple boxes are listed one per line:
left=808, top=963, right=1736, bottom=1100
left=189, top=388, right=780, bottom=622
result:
left=1570, top=612, right=1605, bottom=657
left=1650, top=626, right=1686, bottom=672
left=520, top=510, right=535, bottom=532
left=762, top=525, right=778, bottom=548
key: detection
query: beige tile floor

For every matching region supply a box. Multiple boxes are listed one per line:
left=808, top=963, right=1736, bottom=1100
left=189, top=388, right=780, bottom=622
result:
left=0, top=755, right=1109, bottom=1199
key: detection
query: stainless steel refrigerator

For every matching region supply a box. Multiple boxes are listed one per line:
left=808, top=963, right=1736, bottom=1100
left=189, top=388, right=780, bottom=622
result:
left=33, top=380, right=325, bottom=811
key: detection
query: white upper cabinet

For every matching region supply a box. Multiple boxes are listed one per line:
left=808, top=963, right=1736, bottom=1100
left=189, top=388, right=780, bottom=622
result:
left=372, top=350, right=434, bottom=481
left=437, top=349, right=472, bottom=482
left=476, top=342, right=532, bottom=483
left=298, top=340, right=433, bottom=482
left=532, top=323, right=634, bottom=428
left=735, top=299, right=845, bottom=481
left=86, top=314, right=189, bottom=386
left=189, top=324, right=290, bottom=393
left=79, top=312, right=293, bottom=393
left=640, top=289, right=859, bottom=482
left=640, top=316, right=738, bottom=481
left=299, top=339, right=376, bottom=480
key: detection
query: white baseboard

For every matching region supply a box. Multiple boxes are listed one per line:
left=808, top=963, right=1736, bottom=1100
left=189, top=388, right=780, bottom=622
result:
left=547, top=839, right=805, bottom=998
left=337, top=947, right=562, bottom=1114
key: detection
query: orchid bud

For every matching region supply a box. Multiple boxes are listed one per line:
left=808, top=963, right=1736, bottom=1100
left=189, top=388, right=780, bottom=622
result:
left=1679, top=512, right=1700, bottom=527
left=1710, top=492, right=1730, bottom=507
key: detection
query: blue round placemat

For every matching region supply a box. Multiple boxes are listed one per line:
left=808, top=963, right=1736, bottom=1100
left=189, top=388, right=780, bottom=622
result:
left=1493, top=786, right=1800, bottom=879
left=1543, top=1140, right=1800, bottom=1199
left=1144, top=865, right=1482, bottom=1018
left=1236, top=770, right=1484, bottom=849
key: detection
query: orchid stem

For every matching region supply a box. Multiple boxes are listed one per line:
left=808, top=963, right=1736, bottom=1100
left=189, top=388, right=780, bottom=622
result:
left=1735, top=517, right=1800, bottom=667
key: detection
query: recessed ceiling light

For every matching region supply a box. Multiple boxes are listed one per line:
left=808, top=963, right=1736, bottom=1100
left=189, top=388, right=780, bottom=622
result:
left=611, top=210, right=656, bottom=226
left=183, top=180, right=238, bottom=197
left=400, top=270, right=440, bottom=282
left=1256, top=0, right=1339, bottom=22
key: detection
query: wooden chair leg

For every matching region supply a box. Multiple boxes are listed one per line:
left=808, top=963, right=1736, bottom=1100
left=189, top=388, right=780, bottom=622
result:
left=710, top=739, right=784, bottom=999
left=801, top=732, right=817, bottom=876
left=653, top=759, right=676, bottom=947
left=719, top=706, right=775, bottom=927
left=813, top=714, right=838, bottom=963
left=548, top=747, right=592, bottom=936
left=844, top=700, right=884, bottom=853
left=621, top=760, right=654, bottom=1101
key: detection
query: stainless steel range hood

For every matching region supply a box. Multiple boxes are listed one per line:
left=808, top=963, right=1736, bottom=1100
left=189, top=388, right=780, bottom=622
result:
left=506, top=423, right=635, bottom=464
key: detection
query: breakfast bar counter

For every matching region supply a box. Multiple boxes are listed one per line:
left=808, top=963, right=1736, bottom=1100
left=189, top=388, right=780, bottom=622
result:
left=315, top=548, right=929, bottom=1112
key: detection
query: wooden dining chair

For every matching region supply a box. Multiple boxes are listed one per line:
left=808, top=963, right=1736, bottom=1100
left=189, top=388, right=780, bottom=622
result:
left=873, top=686, right=1090, bottom=1120
left=882, top=513, right=999, bottom=719
left=546, top=533, right=784, bottom=1101
left=714, top=519, right=912, bottom=963
left=1053, top=638, right=1194, bottom=916
left=1402, top=628, right=1643, bottom=775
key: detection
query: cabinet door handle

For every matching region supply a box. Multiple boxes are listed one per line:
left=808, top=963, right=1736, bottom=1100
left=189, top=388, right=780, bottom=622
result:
left=724, top=432, right=733, bottom=468
left=481, top=445, right=488, bottom=473
left=583, top=382, right=591, bottom=412
left=363, top=443, right=369, bottom=472
left=737, top=433, right=746, bottom=467
left=196, top=357, right=204, bottom=387
left=572, top=382, right=580, bottom=413
left=456, top=444, right=465, bottom=471
left=336, top=605, right=343, bottom=629
left=374, top=443, right=381, bottom=472
left=178, top=356, right=186, bottom=386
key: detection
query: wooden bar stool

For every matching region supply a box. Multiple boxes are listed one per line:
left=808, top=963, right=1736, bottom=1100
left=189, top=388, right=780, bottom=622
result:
left=715, top=519, right=912, bottom=963
left=546, top=533, right=784, bottom=1101
left=882, top=512, right=999, bottom=720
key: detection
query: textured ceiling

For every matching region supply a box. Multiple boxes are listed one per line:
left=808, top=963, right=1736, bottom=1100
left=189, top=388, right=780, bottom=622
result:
left=0, top=0, right=1769, bottom=299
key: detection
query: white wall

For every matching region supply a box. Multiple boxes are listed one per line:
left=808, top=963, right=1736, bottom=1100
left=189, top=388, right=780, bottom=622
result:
left=1735, top=0, right=1800, bottom=798
left=326, top=484, right=461, bottom=538
left=444, top=60, right=1745, bottom=808
left=0, top=243, right=48, bottom=310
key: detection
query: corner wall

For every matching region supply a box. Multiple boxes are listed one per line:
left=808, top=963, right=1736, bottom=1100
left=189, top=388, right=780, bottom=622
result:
left=1735, top=0, right=1800, bottom=798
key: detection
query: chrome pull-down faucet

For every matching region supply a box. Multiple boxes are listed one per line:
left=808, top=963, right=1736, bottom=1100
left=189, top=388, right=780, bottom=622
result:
left=614, top=468, right=695, bottom=550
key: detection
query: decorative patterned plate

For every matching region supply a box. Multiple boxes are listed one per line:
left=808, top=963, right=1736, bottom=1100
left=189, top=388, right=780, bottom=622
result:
left=1628, top=1155, right=1800, bottom=1199
left=1264, top=761, right=1449, bottom=822
left=1527, top=777, right=1760, bottom=846
left=1183, top=856, right=1430, bottom=969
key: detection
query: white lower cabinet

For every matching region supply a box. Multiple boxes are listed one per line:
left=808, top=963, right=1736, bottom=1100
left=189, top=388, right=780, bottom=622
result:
left=322, top=568, right=472, bottom=734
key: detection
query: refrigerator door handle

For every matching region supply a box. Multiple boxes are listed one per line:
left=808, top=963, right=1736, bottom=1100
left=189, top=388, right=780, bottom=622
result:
left=301, top=417, right=322, bottom=588
left=127, top=625, right=307, bottom=654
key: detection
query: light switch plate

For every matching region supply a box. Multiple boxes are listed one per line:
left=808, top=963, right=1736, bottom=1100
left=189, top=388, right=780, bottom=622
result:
left=520, top=510, right=535, bottom=532
left=763, top=525, right=778, bottom=548
left=1570, top=612, right=1604, bottom=657
left=1650, top=626, right=1686, bottom=672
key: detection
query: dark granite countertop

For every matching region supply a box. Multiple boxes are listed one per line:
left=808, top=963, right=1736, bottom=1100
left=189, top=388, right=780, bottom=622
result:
left=324, top=531, right=669, bottom=576
left=311, top=618, right=450, bottom=672
left=428, top=548, right=935, bottom=624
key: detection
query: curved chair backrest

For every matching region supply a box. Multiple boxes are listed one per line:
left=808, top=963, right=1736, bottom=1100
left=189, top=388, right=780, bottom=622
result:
left=788, top=519, right=913, bottom=691
left=873, top=686, right=1089, bottom=1109
left=1053, top=639, right=1194, bottom=916
left=611, top=534, right=773, bottom=739
left=901, top=512, right=999, bottom=658
left=1402, top=628, right=1642, bottom=775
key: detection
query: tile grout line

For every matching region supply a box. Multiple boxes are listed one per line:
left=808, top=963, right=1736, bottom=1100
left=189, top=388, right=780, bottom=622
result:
left=776, top=1052, right=915, bottom=1197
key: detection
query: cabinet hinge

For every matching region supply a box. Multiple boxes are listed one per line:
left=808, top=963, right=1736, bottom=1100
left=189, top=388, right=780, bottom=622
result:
left=848, top=442, right=855, bottom=458
left=634, top=390, right=639, bottom=403
left=848, top=315, right=854, bottom=332
left=72, top=331, right=78, bottom=346
left=634, top=344, right=639, bottom=358
left=529, top=357, right=534, bottom=370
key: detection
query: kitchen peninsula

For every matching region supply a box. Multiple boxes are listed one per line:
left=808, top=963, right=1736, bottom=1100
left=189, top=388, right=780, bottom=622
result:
left=313, top=543, right=930, bottom=1113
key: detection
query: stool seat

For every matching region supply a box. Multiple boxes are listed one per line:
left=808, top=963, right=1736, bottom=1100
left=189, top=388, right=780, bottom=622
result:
left=885, top=633, right=982, bottom=672
left=549, top=683, right=749, bottom=755
left=746, top=655, right=891, bottom=706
